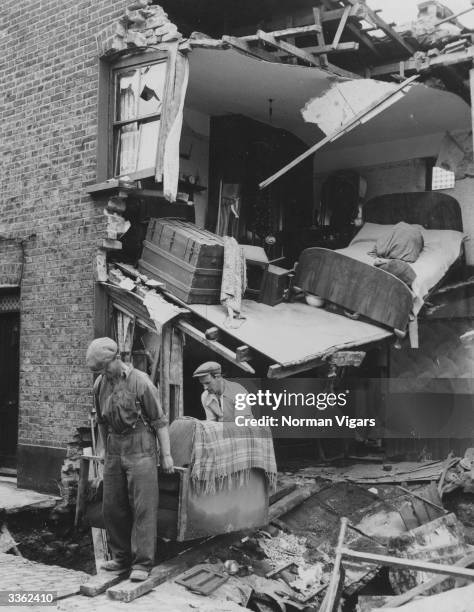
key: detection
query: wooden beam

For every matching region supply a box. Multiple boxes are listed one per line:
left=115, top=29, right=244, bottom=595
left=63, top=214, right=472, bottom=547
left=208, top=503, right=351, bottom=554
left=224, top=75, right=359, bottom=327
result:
left=381, top=552, right=474, bottom=608
left=297, top=41, right=358, bottom=54
left=235, top=345, right=251, bottom=362
left=239, top=23, right=322, bottom=42
left=348, top=0, right=415, bottom=54
left=328, top=351, right=366, bottom=367
left=342, top=548, right=474, bottom=580
left=176, top=320, right=255, bottom=374
left=259, top=74, right=419, bottom=189
left=332, top=5, right=351, bottom=49
left=435, top=6, right=474, bottom=27
left=268, top=358, right=324, bottom=379
left=346, top=21, right=382, bottom=57
left=205, top=326, right=219, bottom=341
left=370, top=45, right=474, bottom=77
left=257, top=30, right=319, bottom=66
left=313, top=7, right=328, bottom=68
left=221, top=35, right=280, bottom=62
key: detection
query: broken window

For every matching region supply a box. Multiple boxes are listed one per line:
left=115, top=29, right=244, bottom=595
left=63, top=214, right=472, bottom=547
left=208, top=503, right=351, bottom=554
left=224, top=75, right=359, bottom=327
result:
left=105, top=53, right=169, bottom=180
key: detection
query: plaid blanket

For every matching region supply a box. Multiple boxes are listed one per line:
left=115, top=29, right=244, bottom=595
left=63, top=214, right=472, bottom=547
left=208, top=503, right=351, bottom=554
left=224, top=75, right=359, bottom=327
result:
left=176, top=417, right=277, bottom=495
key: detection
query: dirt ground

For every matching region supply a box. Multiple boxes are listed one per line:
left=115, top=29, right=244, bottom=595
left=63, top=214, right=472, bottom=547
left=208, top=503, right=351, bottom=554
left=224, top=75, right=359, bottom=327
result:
left=7, top=509, right=96, bottom=575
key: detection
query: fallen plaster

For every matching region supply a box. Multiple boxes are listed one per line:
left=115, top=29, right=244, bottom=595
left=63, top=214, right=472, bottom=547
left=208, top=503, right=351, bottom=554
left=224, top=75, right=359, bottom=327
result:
left=301, top=79, right=409, bottom=136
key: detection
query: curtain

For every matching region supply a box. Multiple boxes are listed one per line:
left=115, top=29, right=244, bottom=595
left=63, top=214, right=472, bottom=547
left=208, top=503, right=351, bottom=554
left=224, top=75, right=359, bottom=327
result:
left=155, top=44, right=190, bottom=201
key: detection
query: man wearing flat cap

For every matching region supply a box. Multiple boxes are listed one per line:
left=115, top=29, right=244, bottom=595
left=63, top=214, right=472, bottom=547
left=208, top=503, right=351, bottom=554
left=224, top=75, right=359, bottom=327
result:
left=86, top=337, right=173, bottom=582
left=192, top=361, right=253, bottom=422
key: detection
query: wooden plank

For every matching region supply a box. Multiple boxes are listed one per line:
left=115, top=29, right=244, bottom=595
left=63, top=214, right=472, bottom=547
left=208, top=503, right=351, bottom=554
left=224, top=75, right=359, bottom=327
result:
left=107, top=559, right=185, bottom=602
left=91, top=528, right=110, bottom=574
left=313, top=7, right=328, bottom=68
left=322, top=518, right=349, bottom=612
left=259, top=74, right=418, bottom=189
left=346, top=21, right=382, bottom=57
left=221, top=35, right=279, bottom=62
left=370, top=45, right=474, bottom=77
left=80, top=570, right=129, bottom=597
left=275, top=41, right=359, bottom=56
left=239, top=24, right=322, bottom=42
left=107, top=527, right=256, bottom=602
left=381, top=551, right=474, bottom=608
left=268, top=483, right=321, bottom=520
left=332, top=6, right=351, bottom=48
left=176, top=319, right=255, bottom=373
left=257, top=30, right=319, bottom=66
left=346, top=0, right=415, bottom=54
left=341, top=548, right=474, bottom=580
left=74, top=457, right=89, bottom=528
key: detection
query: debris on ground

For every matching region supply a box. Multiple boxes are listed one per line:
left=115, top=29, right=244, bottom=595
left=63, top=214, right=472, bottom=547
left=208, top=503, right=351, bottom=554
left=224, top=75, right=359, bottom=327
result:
left=4, top=457, right=474, bottom=611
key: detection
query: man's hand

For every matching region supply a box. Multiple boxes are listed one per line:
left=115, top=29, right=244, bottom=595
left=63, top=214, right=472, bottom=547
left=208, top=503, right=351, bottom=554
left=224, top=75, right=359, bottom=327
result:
left=161, top=453, right=174, bottom=473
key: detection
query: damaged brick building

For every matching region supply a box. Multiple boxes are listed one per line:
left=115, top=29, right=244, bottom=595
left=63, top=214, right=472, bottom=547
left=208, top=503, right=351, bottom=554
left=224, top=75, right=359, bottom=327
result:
left=1, top=0, right=474, bottom=493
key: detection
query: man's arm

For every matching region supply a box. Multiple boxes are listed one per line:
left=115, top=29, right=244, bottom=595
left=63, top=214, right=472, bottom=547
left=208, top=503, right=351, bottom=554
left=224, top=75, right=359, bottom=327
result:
left=140, top=375, right=174, bottom=472
left=156, top=427, right=173, bottom=473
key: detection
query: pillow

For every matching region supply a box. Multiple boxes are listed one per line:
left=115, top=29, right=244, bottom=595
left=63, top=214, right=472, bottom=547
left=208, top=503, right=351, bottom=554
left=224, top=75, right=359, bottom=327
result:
left=421, top=228, right=465, bottom=262
left=350, top=222, right=394, bottom=245
left=373, top=222, right=424, bottom=263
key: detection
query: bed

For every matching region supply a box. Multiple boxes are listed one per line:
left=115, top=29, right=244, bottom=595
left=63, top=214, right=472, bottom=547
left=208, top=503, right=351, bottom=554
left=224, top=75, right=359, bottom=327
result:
left=294, top=192, right=465, bottom=346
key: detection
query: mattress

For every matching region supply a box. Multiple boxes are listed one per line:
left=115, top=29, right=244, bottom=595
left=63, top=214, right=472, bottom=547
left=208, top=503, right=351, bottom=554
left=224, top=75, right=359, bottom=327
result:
left=337, top=223, right=464, bottom=315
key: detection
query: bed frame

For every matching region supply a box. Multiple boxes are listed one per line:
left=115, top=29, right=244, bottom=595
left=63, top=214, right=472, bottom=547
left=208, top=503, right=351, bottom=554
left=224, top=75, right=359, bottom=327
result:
left=295, top=192, right=464, bottom=345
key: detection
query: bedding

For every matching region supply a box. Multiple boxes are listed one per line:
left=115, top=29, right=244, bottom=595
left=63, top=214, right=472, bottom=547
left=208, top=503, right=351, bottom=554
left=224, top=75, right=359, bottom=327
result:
left=372, top=221, right=424, bottom=262
left=338, top=223, right=464, bottom=314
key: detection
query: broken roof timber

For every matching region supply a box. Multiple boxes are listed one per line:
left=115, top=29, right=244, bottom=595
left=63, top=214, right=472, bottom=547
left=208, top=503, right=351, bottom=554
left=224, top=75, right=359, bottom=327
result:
left=239, top=23, right=322, bottom=42
left=257, top=30, right=319, bottom=66
left=369, top=44, right=474, bottom=77
left=221, top=35, right=280, bottom=62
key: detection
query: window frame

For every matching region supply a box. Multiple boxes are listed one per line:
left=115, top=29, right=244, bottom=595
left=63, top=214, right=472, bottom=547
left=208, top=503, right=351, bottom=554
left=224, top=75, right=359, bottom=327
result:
left=97, top=50, right=170, bottom=183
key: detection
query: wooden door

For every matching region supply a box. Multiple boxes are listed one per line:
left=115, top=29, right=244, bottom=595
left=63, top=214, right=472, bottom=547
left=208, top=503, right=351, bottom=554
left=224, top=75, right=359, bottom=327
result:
left=0, top=313, right=20, bottom=468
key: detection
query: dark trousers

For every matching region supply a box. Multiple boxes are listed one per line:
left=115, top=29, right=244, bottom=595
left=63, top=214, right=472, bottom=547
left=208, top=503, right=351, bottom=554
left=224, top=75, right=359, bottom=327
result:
left=103, top=425, right=159, bottom=571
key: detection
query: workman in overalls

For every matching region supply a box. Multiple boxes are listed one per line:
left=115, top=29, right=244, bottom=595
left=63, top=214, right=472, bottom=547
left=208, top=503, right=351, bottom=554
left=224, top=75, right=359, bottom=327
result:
left=192, top=361, right=253, bottom=422
left=86, top=337, right=173, bottom=582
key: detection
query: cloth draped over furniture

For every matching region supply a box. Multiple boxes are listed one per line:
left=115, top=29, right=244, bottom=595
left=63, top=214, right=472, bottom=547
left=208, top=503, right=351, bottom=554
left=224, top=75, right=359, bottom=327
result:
left=169, top=417, right=277, bottom=495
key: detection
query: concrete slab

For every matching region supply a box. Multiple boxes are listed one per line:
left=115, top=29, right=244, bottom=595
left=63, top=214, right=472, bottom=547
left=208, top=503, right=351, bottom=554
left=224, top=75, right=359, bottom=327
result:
left=0, top=479, right=61, bottom=514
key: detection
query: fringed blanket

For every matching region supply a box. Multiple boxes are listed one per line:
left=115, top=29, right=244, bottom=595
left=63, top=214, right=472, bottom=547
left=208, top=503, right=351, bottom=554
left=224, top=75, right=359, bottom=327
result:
left=179, top=418, right=277, bottom=495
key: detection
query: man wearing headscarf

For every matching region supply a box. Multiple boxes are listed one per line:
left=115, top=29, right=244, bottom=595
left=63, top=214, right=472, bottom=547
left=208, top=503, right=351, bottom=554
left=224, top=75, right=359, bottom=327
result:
left=86, top=337, right=173, bottom=582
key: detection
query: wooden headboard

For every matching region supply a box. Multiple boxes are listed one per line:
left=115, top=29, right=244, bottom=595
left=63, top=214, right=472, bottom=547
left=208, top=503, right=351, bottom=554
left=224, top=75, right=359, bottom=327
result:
left=363, top=192, right=463, bottom=231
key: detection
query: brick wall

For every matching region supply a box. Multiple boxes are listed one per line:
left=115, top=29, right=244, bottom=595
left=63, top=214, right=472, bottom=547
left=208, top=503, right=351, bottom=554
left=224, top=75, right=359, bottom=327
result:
left=0, top=0, right=132, bottom=485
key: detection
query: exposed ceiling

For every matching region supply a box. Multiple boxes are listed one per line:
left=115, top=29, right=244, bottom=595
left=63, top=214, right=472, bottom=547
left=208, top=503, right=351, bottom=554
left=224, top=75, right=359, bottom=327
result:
left=186, top=48, right=472, bottom=155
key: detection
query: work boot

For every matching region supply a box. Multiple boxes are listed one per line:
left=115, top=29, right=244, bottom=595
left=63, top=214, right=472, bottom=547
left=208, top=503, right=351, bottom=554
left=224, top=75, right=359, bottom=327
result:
left=130, top=569, right=150, bottom=582
left=101, top=559, right=130, bottom=572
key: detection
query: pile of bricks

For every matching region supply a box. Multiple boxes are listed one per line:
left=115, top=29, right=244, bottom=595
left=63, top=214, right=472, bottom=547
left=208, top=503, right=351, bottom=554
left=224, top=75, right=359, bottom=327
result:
left=97, top=1, right=181, bottom=57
